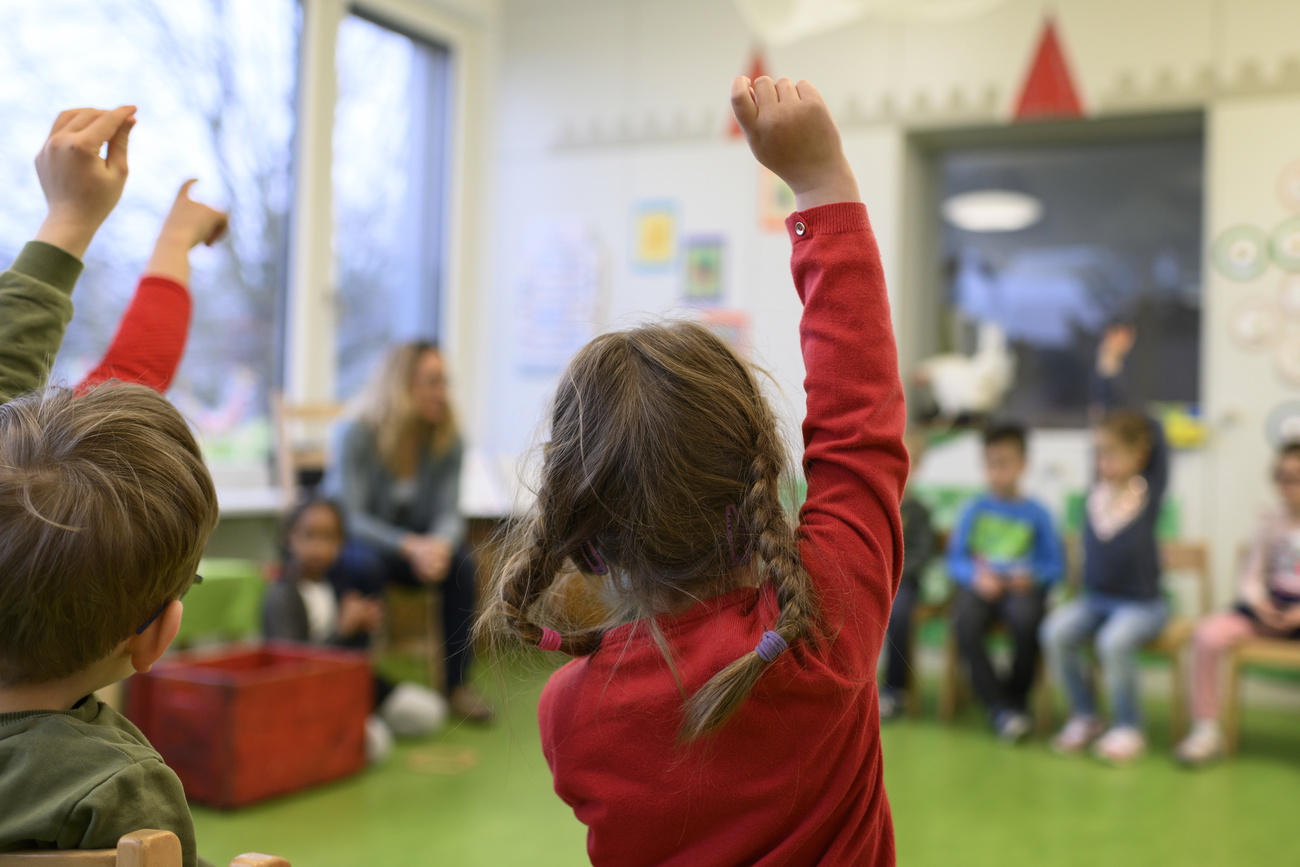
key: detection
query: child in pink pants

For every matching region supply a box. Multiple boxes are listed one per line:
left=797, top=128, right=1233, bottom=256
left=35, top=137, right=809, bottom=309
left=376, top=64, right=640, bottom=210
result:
left=1176, top=442, right=1300, bottom=765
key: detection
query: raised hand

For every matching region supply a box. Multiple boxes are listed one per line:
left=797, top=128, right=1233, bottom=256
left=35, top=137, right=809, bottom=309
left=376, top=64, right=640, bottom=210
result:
left=1097, top=324, right=1137, bottom=377
left=729, top=75, right=859, bottom=210
left=34, top=105, right=137, bottom=259
left=161, top=179, right=228, bottom=249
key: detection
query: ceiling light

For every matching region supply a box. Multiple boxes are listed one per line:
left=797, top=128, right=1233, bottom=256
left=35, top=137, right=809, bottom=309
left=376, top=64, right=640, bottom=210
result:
left=942, top=190, right=1043, bottom=232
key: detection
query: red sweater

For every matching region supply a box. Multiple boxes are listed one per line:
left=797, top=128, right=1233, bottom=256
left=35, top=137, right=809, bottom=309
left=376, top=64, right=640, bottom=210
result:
left=539, top=202, right=909, bottom=866
left=76, top=275, right=191, bottom=393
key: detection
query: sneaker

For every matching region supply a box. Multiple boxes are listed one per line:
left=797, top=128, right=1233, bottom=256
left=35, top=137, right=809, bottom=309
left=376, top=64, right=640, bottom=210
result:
left=380, top=682, right=449, bottom=737
left=365, top=715, right=394, bottom=765
left=1175, top=722, right=1223, bottom=768
left=450, top=685, right=496, bottom=724
left=995, top=711, right=1032, bottom=743
left=879, top=689, right=903, bottom=722
left=1094, top=726, right=1147, bottom=765
left=1051, top=716, right=1105, bottom=754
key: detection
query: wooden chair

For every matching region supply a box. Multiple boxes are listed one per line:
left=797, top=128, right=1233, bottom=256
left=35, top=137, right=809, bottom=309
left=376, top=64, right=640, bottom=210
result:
left=272, top=394, right=344, bottom=504
left=0, top=830, right=289, bottom=867
left=1223, top=638, right=1300, bottom=754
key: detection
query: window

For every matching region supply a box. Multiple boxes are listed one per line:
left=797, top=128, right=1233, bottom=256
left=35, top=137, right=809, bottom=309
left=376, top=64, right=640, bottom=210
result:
left=938, top=134, right=1203, bottom=427
left=333, top=13, right=451, bottom=399
left=0, top=0, right=299, bottom=474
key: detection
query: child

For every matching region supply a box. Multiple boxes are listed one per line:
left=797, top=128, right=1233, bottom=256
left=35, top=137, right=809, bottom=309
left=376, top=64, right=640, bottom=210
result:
left=262, top=497, right=447, bottom=759
left=478, top=76, right=908, bottom=865
left=1175, top=442, right=1300, bottom=765
left=1, top=105, right=227, bottom=401
left=0, top=384, right=218, bottom=867
left=948, top=421, right=1064, bottom=740
left=880, top=428, right=938, bottom=721
left=1041, top=325, right=1169, bottom=764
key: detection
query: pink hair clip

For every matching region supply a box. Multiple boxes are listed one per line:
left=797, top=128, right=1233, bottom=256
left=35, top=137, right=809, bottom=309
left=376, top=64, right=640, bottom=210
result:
left=537, top=627, right=563, bottom=652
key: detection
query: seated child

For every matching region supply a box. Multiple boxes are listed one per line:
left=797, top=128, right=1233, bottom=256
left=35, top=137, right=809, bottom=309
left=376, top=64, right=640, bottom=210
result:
left=0, top=384, right=217, bottom=867
left=948, top=422, right=1064, bottom=740
left=263, top=497, right=447, bottom=760
left=1175, top=441, right=1300, bottom=765
left=478, top=76, right=909, bottom=864
left=880, top=427, right=938, bottom=720
left=1041, top=324, right=1169, bottom=764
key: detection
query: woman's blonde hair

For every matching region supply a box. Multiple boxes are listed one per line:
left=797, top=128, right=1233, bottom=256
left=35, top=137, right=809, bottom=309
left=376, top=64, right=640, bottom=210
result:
left=354, top=340, right=458, bottom=471
left=476, top=321, right=817, bottom=741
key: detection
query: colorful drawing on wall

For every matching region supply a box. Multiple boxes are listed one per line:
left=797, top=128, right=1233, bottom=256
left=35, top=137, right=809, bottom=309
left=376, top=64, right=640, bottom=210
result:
left=682, top=235, right=725, bottom=303
left=1266, top=400, right=1300, bottom=445
left=759, top=168, right=796, bottom=232
left=1014, top=17, right=1083, bottom=121
left=1278, top=160, right=1300, bottom=212
left=1271, top=216, right=1300, bottom=272
left=1211, top=224, right=1270, bottom=281
left=699, top=309, right=752, bottom=357
left=1277, top=336, right=1300, bottom=388
left=727, top=50, right=768, bottom=138
left=631, top=201, right=677, bottom=271
left=1154, top=403, right=1208, bottom=450
left=515, top=221, right=605, bottom=373
left=1230, top=299, right=1281, bottom=350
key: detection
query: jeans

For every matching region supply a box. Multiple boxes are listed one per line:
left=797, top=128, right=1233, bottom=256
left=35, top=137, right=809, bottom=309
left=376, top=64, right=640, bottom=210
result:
left=333, top=540, right=480, bottom=692
left=1039, top=596, right=1168, bottom=729
left=953, top=585, right=1047, bottom=716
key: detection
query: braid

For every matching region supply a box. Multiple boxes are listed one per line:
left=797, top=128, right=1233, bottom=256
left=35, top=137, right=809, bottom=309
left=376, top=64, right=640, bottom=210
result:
left=679, top=407, right=817, bottom=741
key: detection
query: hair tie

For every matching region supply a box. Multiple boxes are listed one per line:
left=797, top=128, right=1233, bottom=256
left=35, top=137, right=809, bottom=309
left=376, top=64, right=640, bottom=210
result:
left=725, top=504, right=752, bottom=567
left=537, top=627, right=563, bottom=652
left=582, top=541, right=609, bottom=575
left=755, top=630, right=787, bottom=663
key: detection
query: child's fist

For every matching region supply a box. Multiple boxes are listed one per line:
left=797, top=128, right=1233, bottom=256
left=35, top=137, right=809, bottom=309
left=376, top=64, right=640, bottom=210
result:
left=34, top=105, right=136, bottom=257
left=730, top=76, right=858, bottom=210
left=161, top=179, right=229, bottom=249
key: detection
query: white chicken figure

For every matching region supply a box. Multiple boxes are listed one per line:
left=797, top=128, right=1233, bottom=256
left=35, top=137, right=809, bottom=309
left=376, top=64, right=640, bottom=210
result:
left=915, top=321, right=1017, bottom=422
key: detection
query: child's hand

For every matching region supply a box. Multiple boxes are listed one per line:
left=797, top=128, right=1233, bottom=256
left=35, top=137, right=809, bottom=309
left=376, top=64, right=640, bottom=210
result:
left=34, top=105, right=137, bottom=259
left=1097, top=324, right=1136, bottom=377
left=160, top=179, right=228, bottom=249
left=339, top=593, right=384, bottom=637
left=730, top=75, right=859, bottom=211
left=973, top=566, right=1004, bottom=601
left=401, top=535, right=452, bottom=583
left=1006, top=572, right=1035, bottom=595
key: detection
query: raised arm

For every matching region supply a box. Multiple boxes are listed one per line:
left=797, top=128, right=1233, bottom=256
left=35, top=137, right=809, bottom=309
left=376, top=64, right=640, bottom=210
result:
left=76, top=180, right=227, bottom=393
left=731, top=76, right=908, bottom=648
left=1090, top=324, right=1169, bottom=501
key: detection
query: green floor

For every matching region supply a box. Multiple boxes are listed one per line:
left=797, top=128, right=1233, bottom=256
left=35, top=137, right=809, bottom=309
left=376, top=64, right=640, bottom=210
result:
left=193, top=660, right=1300, bottom=867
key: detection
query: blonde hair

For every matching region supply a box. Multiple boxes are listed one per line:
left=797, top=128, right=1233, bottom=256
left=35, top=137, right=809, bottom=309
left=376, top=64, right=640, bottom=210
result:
left=0, top=385, right=218, bottom=685
left=354, top=340, right=458, bottom=472
left=476, top=322, right=817, bottom=741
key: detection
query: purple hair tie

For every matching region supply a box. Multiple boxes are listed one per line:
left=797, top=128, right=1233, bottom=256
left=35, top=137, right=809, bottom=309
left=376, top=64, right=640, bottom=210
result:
left=582, top=541, right=609, bottom=575
left=755, top=630, right=787, bottom=663
left=537, top=627, right=563, bottom=652
left=725, top=505, right=752, bottom=567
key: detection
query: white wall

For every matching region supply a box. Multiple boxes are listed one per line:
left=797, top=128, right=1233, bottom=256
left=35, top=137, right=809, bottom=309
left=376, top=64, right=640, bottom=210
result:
left=469, top=0, right=1300, bottom=600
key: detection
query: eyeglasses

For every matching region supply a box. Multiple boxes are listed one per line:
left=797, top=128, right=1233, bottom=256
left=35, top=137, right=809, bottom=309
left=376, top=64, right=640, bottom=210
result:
left=134, top=574, right=204, bottom=635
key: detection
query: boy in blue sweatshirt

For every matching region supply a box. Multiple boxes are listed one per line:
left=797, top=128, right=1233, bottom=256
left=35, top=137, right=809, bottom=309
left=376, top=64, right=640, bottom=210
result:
left=948, top=422, right=1064, bottom=741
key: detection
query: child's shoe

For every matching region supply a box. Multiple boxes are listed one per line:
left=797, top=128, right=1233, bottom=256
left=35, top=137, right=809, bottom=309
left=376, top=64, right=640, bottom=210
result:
left=1093, top=726, right=1146, bottom=765
left=879, top=689, right=903, bottom=722
left=380, top=682, right=449, bottom=737
left=1051, top=715, right=1105, bottom=754
left=1175, top=721, right=1223, bottom=768
left=995, top=711, right=1031, bottom=743
left=365, top=714, right=395, bottom=764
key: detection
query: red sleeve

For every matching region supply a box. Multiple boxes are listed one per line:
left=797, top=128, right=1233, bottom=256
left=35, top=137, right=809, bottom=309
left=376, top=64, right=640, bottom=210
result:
left=76, top=275, right=192, bottom=394
left=789, top=203, right=909, bottom=675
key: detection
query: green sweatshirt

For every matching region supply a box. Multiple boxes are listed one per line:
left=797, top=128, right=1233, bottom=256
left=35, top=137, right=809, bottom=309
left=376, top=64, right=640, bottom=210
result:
left=0, top=695, right=196, bottom=866
left=0, top=241, right=82, bottom=404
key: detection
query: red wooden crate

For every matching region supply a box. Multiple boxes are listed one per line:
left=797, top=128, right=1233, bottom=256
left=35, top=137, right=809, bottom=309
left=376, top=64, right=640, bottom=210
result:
left=127, top=642, right=371, bottom=808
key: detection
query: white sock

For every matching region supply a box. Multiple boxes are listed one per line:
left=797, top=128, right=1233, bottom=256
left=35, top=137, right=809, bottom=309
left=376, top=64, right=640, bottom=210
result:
left=1191, top=719, right=1221, bottom=739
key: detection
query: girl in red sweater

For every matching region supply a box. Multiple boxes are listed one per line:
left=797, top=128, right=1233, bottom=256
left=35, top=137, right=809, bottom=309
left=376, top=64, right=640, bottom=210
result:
left=480, top=76, right=908, bottom=866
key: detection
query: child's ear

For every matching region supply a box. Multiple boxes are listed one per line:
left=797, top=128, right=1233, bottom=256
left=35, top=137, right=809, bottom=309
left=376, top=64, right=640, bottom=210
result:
left=128, top=600, right=183, bottom=674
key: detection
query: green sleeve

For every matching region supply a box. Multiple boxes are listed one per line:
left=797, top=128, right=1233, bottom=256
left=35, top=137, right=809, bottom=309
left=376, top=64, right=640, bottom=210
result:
left=60, top=759, right=197, bottom=867
left=0, top=241, right=82, bottom=403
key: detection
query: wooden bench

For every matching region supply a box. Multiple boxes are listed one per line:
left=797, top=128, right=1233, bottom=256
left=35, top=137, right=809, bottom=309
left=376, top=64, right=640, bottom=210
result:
left=0, top=829, right=288, bottom=867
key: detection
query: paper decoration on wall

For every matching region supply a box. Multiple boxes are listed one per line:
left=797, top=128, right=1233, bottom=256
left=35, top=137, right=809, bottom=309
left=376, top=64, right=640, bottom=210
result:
left=727, top=51, right=768, bottom=138
left=515, top=222, right=605, bottom=373
left=1277, top=336, right=1300, bottom=388
left=759, top=168, right=797, bottom=232
left=1271, top=216, right=1300, bottom=272
left=631, top=201, right=678, bottom=270
left=1014, top=18, right=1083, bottom=121
left=699, top=309, right=752, bottom=357
left=1154, top=403, right=1208, bottom=450
left=1266, top=399, right=1300, bottom=445
left=1211, top=224, right=1270, bottom=281
left=1230, top=299, right=1281, bottom=350
left=1278, top=160, right=1300, bottom=212
left=682, top=235, right=725, bottom=303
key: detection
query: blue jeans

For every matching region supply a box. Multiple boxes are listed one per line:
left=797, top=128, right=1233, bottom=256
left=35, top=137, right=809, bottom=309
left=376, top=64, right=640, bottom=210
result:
left=1039, top=596, right=1168, bottom=728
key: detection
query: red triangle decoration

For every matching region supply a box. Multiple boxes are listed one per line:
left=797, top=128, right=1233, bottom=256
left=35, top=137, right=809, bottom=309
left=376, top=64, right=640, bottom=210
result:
left=1014, top=18, right=1083, bottom=121
left=727, top=50, right=768, bottom=137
